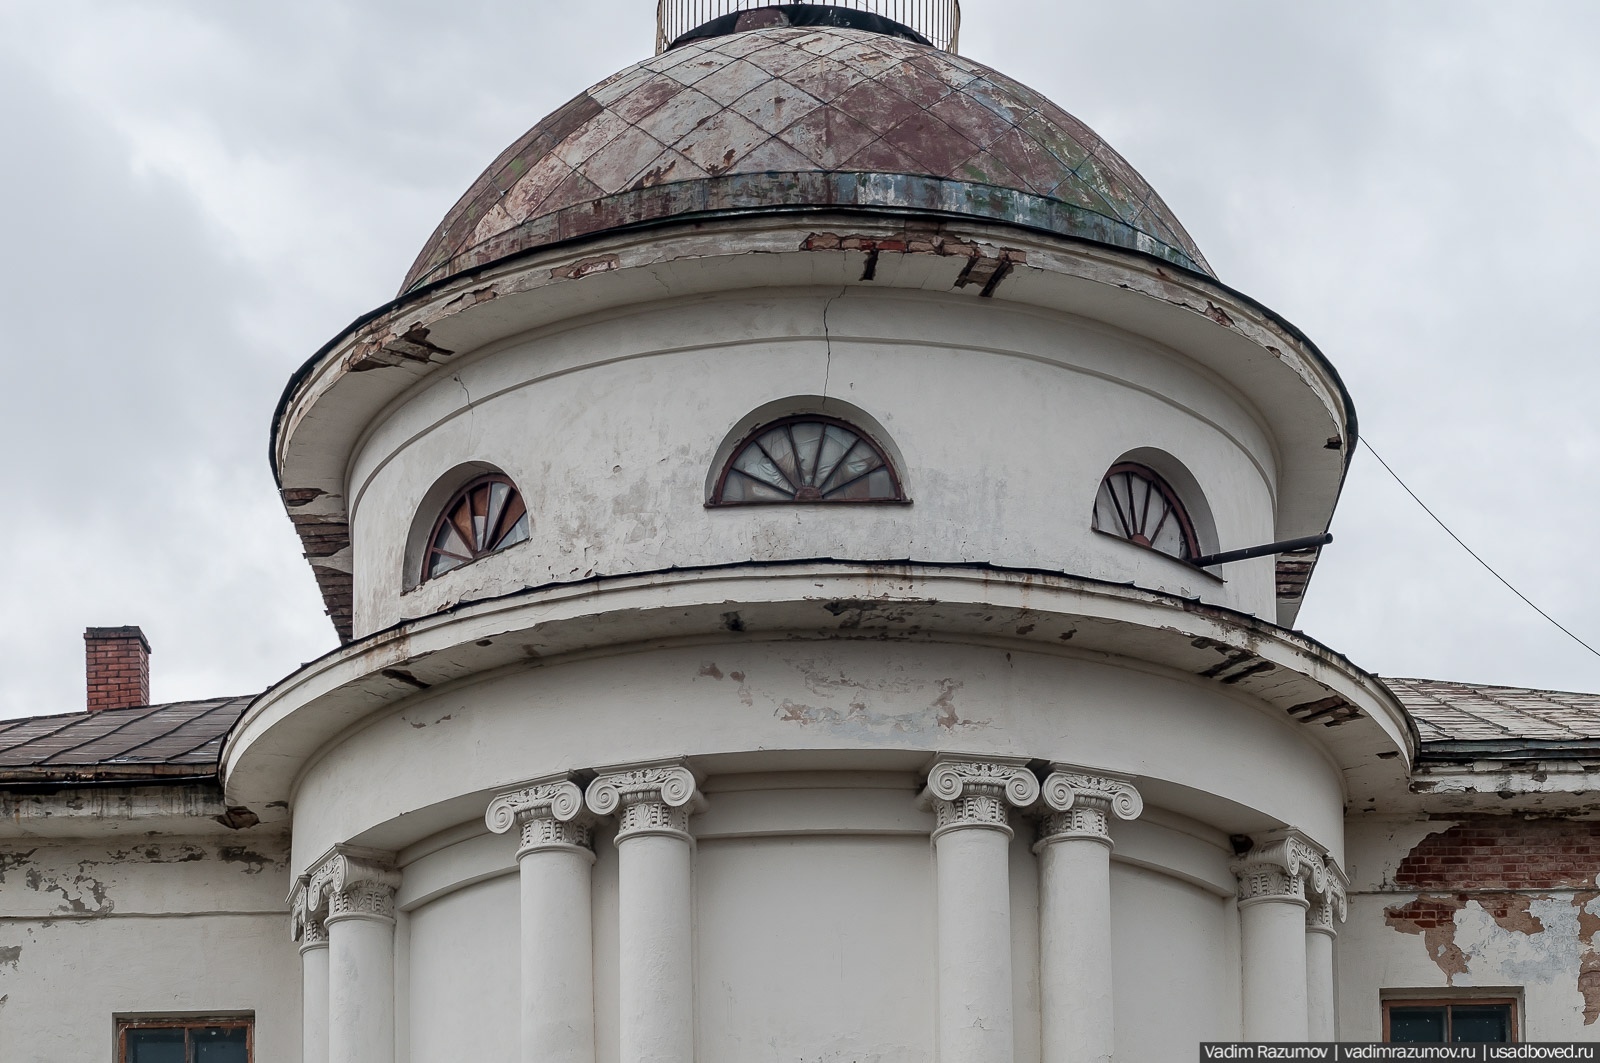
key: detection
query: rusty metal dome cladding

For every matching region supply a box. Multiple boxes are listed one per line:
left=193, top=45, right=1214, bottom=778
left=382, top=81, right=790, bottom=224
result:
left=402, top=26, right=1211, bottom=294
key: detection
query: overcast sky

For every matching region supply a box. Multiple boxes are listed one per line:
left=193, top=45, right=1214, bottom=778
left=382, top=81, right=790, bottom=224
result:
left=2, top=1, right=1598, bottom=720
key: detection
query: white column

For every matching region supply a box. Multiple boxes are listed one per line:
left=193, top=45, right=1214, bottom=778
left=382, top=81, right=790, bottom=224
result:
left=311, top=847, right=400, bottom=1063
left=923, top=756, right=1040, bottom=1063
left=1034, top=769, right=1143, bottom=1063
left=587, top=761, right=703, bottom=1063
left=1233, top=831, right=1324, bottom=1042
left=289, top=874, right=330, bottom=1063
left=1305, top=860, right=1347, bottom=1042
left=487, top=777, right=598, bottom=1063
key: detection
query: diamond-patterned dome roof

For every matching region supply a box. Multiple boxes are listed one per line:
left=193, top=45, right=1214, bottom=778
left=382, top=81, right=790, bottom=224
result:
left=402, top=25, right=1211, bottom=294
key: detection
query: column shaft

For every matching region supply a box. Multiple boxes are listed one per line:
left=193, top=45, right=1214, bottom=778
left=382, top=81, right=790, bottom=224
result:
left=1039, top=841, right=1112, bottom=1063
left=619, top=833, right=695, bottom=1063
left=587, top=763, right=702, bottom=1063
left=1306, top=929, right=1336, bottom=1041
left=924, top=757, right=1038, bottom=1063
left=328, top=914, right=396, bottom=1063
left=489, top=778, right=598, bottom=1063
left=522, top=846, right=597, bottom=1062
left=310, top=848, right=400, bottom=1063
left=301, top=944, right=330, bottom=1063
left=1035, top=769, right=1141, bottom=1063
left=1239, top=897, right=1309, bottom=1040
left=936, top=825, right=1015, bottom=1063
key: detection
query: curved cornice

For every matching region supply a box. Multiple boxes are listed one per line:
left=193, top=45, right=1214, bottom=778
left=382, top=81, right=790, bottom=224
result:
left=271, top=213, right=1357, bottom=640
left=221, top=560, right=1412, bottom=822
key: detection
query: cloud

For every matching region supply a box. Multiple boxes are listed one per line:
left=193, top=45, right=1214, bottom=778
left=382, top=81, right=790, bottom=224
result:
left=1, top=0, right=1598, bottom=719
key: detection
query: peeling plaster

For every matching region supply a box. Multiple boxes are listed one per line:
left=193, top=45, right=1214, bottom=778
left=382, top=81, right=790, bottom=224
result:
left=0, top=946, right=20, bottom=971
left=1384, top=893, right=1546, bottom=984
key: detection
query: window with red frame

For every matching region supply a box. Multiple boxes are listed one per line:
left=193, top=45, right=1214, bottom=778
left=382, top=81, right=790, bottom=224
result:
left=1092, top=462, right=1199, bottom=562
left=422, top=474, right=531, bottom=582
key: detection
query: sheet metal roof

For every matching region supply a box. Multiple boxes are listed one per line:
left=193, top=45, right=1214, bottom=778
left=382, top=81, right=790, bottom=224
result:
left=1385, top=677, right=1600, bottom=745
left=403, top=23, right=1211, bottom=294
left=0, top=696, right=251, bottom=784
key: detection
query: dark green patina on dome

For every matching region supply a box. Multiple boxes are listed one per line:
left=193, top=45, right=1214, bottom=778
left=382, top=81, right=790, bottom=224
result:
left=403, top=23, right=1211, bottom=295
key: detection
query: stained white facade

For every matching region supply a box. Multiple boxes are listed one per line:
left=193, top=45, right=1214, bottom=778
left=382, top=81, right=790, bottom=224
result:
left=4, top=9, right=1598, bottom=1062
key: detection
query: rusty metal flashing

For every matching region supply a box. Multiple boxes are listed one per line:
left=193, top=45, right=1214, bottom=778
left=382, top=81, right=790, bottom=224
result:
left=403, top=171, right=1210, bottom=294
left=0, top=768, right=222, bottom=792
left=1417, top=740, right=1600, bottom=763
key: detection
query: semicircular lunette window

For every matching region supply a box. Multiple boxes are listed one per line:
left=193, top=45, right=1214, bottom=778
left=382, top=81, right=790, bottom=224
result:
left=423, top=475, right=531, bottom=582
left=1092, top=462, right=1199, bottom=562
left=714, top=417, right=904, bottom=505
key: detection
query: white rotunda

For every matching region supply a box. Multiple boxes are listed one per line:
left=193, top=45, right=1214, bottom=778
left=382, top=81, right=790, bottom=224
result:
left=235, top=4, right=1406, bottom=1060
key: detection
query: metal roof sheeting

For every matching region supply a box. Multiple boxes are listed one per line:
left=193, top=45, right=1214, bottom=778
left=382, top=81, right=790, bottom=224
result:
left=0, top=696, right=251, bottom=784
left=402, top=24, right=1210, bottom=294
left=1385, top=677, right=1600, bottom=744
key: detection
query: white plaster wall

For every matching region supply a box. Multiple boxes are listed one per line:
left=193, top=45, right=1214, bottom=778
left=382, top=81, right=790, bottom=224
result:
left=369, top=775, right=1247, bottom=1063
left=289, top=641, right=1345, bottom=874
left=694, top=835, right=935, bottom=1062
left=406, top=874, right=518, bottom=1062
left=0, top=836, right=298, bottom=1062
left=1111, top=861, right=1242, bottom=1055
left=347, top=288, right=1281, bottom=638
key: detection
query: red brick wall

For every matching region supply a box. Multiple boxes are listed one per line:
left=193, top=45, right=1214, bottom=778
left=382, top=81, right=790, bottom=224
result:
left=84, top=627, right=149, bottom=713
left=1395, top=815, right=1600, bottom=891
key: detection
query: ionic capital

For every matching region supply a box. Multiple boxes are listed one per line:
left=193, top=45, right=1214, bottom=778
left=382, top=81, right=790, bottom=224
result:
left=307, top=846, right=400, bottom=926
left=1307, top=857, right=1349, bottom=935
left=1034, top=767, right=1143, bottom=850
left=922, top=755, right=1040, bottom=840
left=487, top=776, right=595, bottom=860
left=586, top=760, right=705, bottom=843
left=287, top=873, right=327, bottom=951
left=1231, top=829, right=1334, bottom=911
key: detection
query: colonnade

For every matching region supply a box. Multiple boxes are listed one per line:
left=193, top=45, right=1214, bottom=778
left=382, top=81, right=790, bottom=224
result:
left=285, top=756, right=1347, bottom=1062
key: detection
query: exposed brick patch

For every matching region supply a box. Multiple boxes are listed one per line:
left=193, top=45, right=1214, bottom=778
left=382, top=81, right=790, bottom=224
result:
left=1395, top=816, right=1600, bottom=891
left=1583, top=953, right=1600, bottom=1025
left=1385, top=892, right=1545, bottom=985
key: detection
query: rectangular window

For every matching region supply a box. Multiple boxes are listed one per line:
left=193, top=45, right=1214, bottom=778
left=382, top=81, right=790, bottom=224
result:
left=117, top=1018, right=252, bottom=1063
left=1383, top=998, right=1517, bottom=1043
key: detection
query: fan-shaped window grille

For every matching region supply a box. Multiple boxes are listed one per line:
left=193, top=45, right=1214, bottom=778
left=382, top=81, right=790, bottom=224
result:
left=713, top=416, right=904, bottom=505
left=423, top=475, right=531, bottom=582
left=1093, top=463, right=1199, bottom=562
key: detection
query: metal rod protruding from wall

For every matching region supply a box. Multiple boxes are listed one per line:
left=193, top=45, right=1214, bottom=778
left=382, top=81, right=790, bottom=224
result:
left=1192, top=534, right=1334, bottom=570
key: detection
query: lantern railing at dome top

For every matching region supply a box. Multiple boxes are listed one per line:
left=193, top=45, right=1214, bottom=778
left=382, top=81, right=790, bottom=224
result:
left=656, top=0, right=961, bottom=54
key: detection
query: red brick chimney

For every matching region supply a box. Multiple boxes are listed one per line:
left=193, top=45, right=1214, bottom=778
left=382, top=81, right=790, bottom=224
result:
left=84, top=626, right=151, bottom=713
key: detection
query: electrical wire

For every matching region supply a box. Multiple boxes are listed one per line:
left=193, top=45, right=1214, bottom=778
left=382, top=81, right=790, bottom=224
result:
left=1361, top=438, right=1600, bottom=660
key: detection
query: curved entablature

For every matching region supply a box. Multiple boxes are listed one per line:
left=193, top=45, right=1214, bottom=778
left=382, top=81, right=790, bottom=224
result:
left=221, top=561, right=1413, bottom=855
